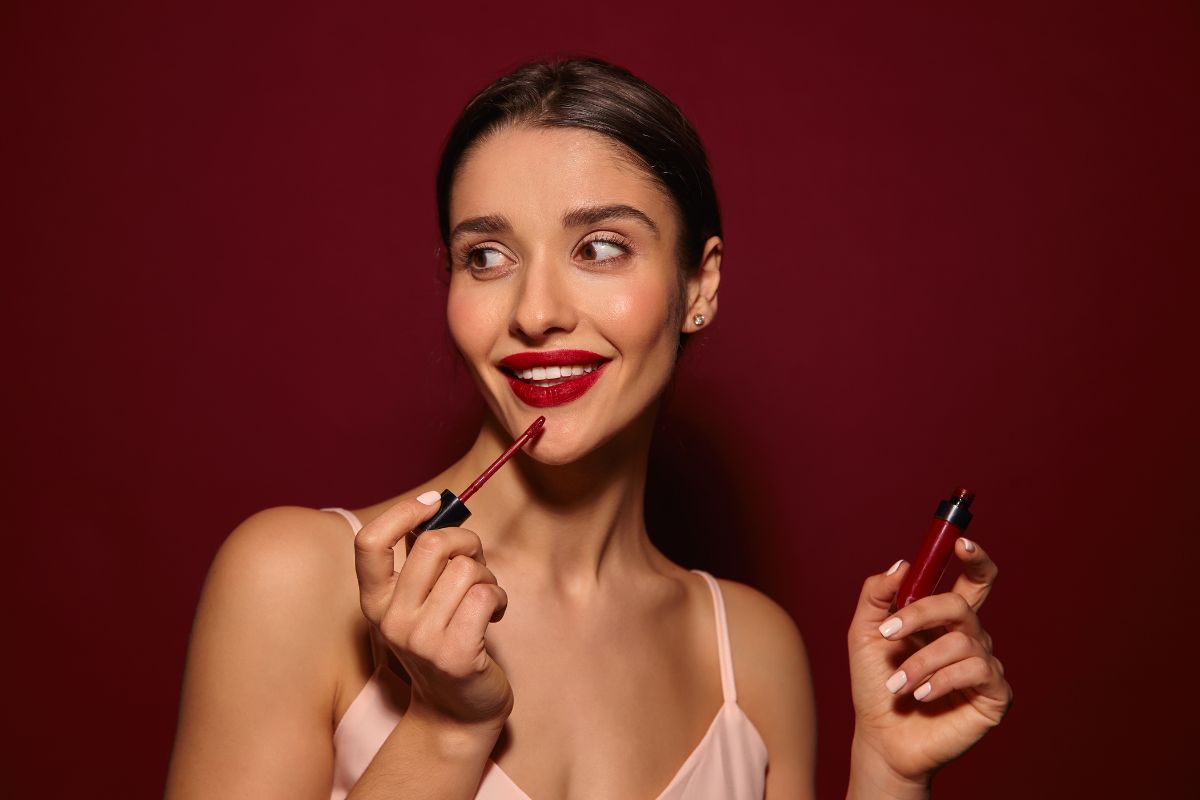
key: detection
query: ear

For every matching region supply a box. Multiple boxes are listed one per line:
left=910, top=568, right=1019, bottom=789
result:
left=681, top=235, right=722, bottom=333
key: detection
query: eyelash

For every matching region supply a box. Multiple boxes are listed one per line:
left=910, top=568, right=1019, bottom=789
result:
left=455, top=233, right=634, bottom=274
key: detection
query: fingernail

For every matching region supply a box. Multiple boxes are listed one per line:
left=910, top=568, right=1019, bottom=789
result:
left=878, top=617, right=903, bottom=638
left=960, top=537, right=976, bottom=553
left=886, top=559, right=904, bottom=576
left=914, top=681, right=933, bottom=701
left=885, top=670, right=907, bottom=693
left=417, top=491, right=441, bottom=505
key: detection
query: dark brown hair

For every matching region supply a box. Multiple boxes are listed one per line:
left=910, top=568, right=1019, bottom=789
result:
left=435, top=56, right=722, bottom=290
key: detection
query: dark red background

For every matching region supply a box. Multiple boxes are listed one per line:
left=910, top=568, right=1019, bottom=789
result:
left=5, top=2, right=1196, bottom=797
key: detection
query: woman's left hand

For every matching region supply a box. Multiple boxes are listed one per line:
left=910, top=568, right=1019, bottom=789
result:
left=847, top=539, right=1013, bottom=791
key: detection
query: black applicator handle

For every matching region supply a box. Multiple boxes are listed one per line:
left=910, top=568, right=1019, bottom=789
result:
left=412, top=489, right=472, bottom=536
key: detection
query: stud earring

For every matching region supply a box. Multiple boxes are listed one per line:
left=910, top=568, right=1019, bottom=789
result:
left=693, top=314, right=706, bottom=327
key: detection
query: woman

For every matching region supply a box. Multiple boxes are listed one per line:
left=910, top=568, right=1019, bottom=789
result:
left=165, top=57, right=1011, bottom=799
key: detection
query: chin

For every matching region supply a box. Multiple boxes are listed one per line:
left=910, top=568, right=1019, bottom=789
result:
left=515, top=415, right=603, bottom=466
left=521, top=442, right=583, bottom=466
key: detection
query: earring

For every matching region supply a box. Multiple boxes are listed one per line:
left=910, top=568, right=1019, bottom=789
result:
left=693, top=314, right=706, bottom=327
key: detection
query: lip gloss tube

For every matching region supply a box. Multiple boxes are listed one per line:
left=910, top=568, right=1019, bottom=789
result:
left=896, top=487, right=976, bottom=609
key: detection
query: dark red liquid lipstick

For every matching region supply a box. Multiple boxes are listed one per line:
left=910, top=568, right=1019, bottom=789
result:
left=409, top=416, right=546, bottom=541
left=499, top=349, right=610, bottom=408
left=896, top=487, right=976, bottom=609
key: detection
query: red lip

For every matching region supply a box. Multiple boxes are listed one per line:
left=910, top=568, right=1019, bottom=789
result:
left=498, top=350, right=611, bottom=408
left=499, top=349, right=608, bottom=370
left=504, top=363, right=608, bottom=408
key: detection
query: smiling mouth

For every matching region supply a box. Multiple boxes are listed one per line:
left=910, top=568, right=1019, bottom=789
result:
left=500, top=361, right=606, bottom=387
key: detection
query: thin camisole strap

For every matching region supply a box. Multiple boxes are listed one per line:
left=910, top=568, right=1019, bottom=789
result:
left=322, top=506, right=391, bottom=674
left=321, top=506, right=364, bottom=535
left=692, top=569, right=738, bottom=704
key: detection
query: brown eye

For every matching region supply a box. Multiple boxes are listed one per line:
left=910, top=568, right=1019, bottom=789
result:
left=464, top=247, right=505, bottom=272
left=579, top=238, right=627, bottom=262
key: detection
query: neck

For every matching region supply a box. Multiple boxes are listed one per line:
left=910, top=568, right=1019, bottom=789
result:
left=441, top=405, right=662, bottom=592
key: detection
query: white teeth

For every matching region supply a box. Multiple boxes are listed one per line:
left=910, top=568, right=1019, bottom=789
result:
left=511, top=362, right=603, bottom=382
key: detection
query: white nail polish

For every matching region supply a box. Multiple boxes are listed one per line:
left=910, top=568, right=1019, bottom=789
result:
left=914, top=681, right=932, bottom=701
left=960, top=538, right=976, bottom=553
left=886, top=559, right=904, bottom=576
left=878, top=617, right=903, bottom=638
left=885, top=670, right=907, bottom=694
left=417, top=490, right=441, bottom=505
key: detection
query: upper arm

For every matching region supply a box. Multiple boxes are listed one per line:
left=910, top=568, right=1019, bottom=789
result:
left=165, top=506, right=358, bottom=800
left=719, top=579, right=818, bottom=800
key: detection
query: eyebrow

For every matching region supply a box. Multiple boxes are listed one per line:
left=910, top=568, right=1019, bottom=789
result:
left=450, top=203, right=660, bottom=243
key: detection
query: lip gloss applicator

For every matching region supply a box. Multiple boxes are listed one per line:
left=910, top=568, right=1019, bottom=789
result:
left=895, top=487, right=976, bottom=609
left=408, top=415, right=546, bottom=541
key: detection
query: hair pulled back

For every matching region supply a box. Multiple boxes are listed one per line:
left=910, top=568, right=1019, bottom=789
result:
left=435, top=56, right=722, bottom=278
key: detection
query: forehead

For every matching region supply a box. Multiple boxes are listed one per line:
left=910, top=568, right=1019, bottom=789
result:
left=450, top=125, right=674, bottom=231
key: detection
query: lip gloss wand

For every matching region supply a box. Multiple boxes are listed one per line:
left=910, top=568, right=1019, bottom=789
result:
left=408, top=416, right=546, bottom=542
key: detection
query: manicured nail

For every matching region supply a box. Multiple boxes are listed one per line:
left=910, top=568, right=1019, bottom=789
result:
left=886, top=559, right=904, bottom=576
left=960, top=537, right=976, bottom=553
left=885, top=670, right=907, bottom=694
left=878, top=617, right=903, bottom=638
left=417, top=491, right=442, bottom=505
left=914, top=681, right=933, bottom=701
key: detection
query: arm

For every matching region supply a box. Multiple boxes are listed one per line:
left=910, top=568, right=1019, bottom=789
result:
left=165, top=507, right=353, bottom=799
left=344, top=705, right=501, bottom=800
left=346, top=493, right=513, bottom=799
left=846, top=737, right=930, bottom=800
left=720, top=580, right=818, bottom=800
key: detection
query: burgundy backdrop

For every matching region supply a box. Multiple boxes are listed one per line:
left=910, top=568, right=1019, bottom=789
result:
left=5, top=2, right=1196, bottom=797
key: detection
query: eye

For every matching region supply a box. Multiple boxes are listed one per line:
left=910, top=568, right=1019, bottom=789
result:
left=577, top=235, right=631, bottom=264
left=460, top=245, right=511, bottom=275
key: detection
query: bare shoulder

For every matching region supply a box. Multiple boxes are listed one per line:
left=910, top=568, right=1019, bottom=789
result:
left=716, top=578, right=811, bottom=681
left=716, top=578, right=818, bottom=798
left=166, top=506, right=363, bottom=798
left=212, top=505, right=358, bottom=597
left=198, top=505, right=367, bottom=687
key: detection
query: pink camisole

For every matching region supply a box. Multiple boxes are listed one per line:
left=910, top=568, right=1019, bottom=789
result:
left=322, top=507, right=768, bottom=799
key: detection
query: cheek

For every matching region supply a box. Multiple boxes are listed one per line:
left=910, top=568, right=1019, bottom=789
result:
left=593, top=272, right=677, bottom=354
left=447, top=286, right=501, bottom=358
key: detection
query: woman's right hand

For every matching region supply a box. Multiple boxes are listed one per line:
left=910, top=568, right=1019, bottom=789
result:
left=354, top=491, right=513, bottom=733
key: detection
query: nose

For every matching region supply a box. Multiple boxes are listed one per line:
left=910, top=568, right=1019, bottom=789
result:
left=509, top=252, right=577, bottom=341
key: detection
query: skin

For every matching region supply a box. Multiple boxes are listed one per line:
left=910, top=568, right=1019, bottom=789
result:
left=165, top=125, right=1010, bottom=800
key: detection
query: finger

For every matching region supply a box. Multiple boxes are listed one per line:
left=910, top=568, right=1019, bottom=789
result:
left=355, top=492, right=442, bottom=619
left=908, top=655, right=1012, bottom=722
left=420, top=555, right=499, bottom=631
left=447, top=582, right=510, bottom=645
left=393, top=527, right=486, bottom=610
left=949, top=537, right=998, bottom=611
left=882, top=630, right=987, bottom=696
left=850, top=559, right=910, bottom=635
left=876, top=591, right=985, bottom=643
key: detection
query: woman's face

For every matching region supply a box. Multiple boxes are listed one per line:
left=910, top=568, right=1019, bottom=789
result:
left=446, top=125, right=703, bottom=465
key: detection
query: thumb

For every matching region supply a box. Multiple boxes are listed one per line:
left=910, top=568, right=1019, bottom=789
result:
left=852, top=559, right=909, bottom=628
